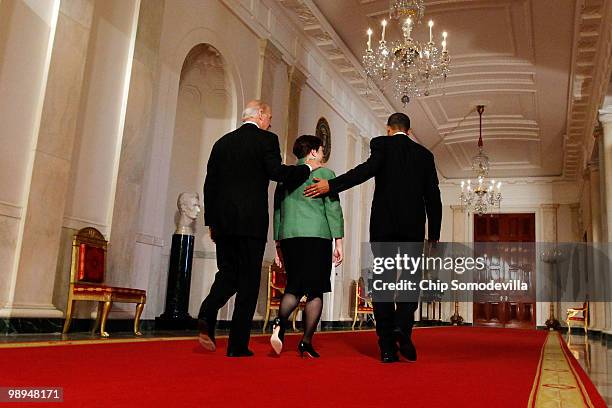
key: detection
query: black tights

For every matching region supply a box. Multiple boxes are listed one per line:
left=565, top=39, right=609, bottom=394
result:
left=278, top=292, right=323, bottom=344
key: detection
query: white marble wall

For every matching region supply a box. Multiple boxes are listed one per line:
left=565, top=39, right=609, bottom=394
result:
left=257, top=41, right=291, bottom=320
left=63, top=0, right=140, bottom=232
left=162, top=44, right=232, bottom=319
left=132, top=0, right=255, bottom=319
left=0, top=0, right=388, bottom=323
left=4, top=0, right=610, bottom=333
left=14, top=0, right=96, bottom=320
left=0, top=0, right=61, bottom=316
left=599, top=100, right=612, bottom=335
left=0, top=0, right=60, bottom=206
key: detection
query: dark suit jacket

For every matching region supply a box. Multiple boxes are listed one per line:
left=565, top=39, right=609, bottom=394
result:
left=329, top=134, right=442, bottom=242
left=204, top=123, right=310, bottom=239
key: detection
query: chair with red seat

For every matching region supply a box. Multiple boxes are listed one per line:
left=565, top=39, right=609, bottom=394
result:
left=62, top=227, right=146, bottom=337
left=352, top=277, right=375, bottom=330
left=566, top=301, right=589, bottom=336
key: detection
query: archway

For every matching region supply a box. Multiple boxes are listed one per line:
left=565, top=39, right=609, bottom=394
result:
left=163, top=43, right=233, bottom=317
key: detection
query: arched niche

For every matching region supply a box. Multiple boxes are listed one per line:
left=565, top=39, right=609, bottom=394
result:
left=163, top=43, right=234, bottom=315
left=164, top=43, right=231, bottom=241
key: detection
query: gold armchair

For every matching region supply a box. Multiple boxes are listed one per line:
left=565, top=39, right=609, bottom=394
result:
left=62, top=227, right=147, bottom=337
left=566, top=302, right=588, bottom=336
left=352, top=277, right=374, bottom=330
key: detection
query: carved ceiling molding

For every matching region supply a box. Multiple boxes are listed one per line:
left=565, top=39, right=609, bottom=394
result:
left=562, top=0, right=612, bottom=180
left=275, top=0, right=611, bottom=182
left=277, top=0, right=394, bottom=121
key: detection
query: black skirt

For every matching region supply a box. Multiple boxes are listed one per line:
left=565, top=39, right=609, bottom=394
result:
left=280, top=237, right=333, bottom=295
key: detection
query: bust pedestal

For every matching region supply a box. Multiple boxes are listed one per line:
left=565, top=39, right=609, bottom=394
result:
left=155, top=234, right=197, bottom=330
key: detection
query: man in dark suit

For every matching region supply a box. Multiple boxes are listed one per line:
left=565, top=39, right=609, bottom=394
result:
left=304, top=112, right=442, bottom=363
left=199, top=100, right=320, bottom=357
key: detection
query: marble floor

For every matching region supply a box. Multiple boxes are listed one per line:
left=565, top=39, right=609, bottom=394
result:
left=566, top=332, right=612, bottom=407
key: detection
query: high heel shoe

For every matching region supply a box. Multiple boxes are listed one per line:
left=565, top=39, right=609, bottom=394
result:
left=298, top=341, right=320, bottom=358
left=270, top=318, right=283, bottom=355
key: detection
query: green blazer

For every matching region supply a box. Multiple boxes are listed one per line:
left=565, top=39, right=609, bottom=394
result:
left=273, top=158, right=344, bottom=240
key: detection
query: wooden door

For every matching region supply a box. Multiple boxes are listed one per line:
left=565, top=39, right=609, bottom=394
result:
left=473, top=213, right=536, bottom=329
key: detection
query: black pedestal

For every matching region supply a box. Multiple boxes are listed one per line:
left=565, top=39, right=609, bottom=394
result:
left=156, top=234, right=197, bottom=330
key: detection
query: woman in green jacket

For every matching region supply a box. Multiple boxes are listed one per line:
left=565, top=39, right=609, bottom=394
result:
left=270, top=135, right=344, bottom=358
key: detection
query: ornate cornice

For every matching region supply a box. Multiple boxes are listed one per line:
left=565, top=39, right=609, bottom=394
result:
left=277, top=0, right=394, bottom=121
left=563, top=0, right=612, bottom=180
left=220, top=0, right=382, bottom=137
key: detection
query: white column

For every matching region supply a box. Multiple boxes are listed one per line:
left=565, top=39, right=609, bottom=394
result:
left=585, top=158, right=606, bottom=331
left=601, top=110, right=612, bottom=241
left=62, top=0, right=140, bottom=235
left=0, top=0, right=61, bottom=317
left=599, top=105, right=612, bottom=334
left=589, top=160, right=602, bottom=243
left=259, top=39, right=286, bottom=261
left=105, top=0, right=165, bottom=318
left=328, top=126, right=358, bottom=322
left=540, top=204, right=559, bottom=328
left=7, top=0, right=97, bottom=319
left=451, top=205, right=470, bottom=323
left=283, top=66, right=307, bottom=160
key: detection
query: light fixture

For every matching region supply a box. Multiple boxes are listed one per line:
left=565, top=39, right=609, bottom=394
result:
left=459, top=105, right=502, bottom=215
left=362, top=0, right=451, bottom=105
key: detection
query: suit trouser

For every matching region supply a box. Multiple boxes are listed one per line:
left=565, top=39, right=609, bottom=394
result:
left=372, top=301, right=419, bottom=350
left=371, top=240, right=422, bottom=351
left=198, top=235, right=266, bottom=351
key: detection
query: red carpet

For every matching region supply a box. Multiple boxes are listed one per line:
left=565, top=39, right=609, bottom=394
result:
left=0, top=327, right=605, bottom=407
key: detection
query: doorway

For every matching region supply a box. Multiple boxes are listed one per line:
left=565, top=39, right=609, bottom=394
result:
left=472, top=213, right=536, bottom=329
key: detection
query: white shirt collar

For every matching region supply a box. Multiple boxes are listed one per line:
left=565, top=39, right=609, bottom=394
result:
left=393, top=130, right=418, bottom=142
left=243, top=120, right=260, bottom=129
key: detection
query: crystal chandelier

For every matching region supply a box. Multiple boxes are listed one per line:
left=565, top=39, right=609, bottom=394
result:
left=362, top=0, right=451, bottom=105
left=460, top=105, right=502, bottom=215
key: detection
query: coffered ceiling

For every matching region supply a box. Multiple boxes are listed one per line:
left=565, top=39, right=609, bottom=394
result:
left=278, top=0, right=612, bottom=181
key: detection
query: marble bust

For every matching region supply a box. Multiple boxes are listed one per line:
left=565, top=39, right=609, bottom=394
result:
left=175, top=192, right=201, bottom=235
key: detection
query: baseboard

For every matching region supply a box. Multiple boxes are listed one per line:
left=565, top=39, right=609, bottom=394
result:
left=0, top=318, right=157, bottom=335
left=1, top=317, right=470, bottom=335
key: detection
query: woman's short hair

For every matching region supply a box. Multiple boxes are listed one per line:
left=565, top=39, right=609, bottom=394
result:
left=293, top=135, right=323, bottom=159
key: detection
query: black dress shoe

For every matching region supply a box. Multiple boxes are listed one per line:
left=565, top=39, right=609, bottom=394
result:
left=398, top=338, right=417, bottom=362
left=380, top=350, right=399, bottom=363
left=395, top=330, right=417, bottom=362
left=197, top=319, right=216, bottom=351
left=298, top=341, right=320, bottom=358
left=226, top=349, right=254, bottom=357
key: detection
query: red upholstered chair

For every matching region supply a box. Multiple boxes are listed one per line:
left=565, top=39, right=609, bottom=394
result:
left=262, top=263, right=300, bottom=332
left=352, top=277, right=374, bottom=330
left=566, top=302, right=589, bottom=336
left=62, top=227, right=146, bottom=337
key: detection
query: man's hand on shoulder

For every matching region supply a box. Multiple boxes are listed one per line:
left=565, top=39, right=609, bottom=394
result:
left=304, top=177, right=329, bottom=198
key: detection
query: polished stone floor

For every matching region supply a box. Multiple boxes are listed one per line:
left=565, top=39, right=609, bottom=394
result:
left=566, top=332, right=612, bottom=407
left=0, top=329, right=200, bottom=344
